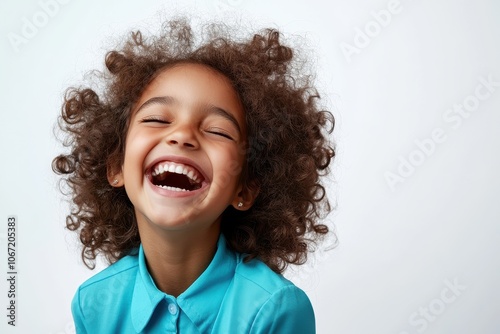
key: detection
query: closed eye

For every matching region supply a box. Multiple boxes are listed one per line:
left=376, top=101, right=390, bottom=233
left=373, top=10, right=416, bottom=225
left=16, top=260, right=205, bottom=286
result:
left=141, top=117, right=171, bottom=124
left=206, top=129, right=234, bottom=140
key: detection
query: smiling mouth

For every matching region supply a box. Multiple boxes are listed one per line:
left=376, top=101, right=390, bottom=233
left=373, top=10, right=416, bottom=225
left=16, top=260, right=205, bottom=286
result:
left=150, top=161, right=204, bottom=192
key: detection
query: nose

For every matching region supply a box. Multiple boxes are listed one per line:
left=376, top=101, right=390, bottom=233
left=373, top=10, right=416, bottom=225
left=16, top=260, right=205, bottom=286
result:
left=165, top=122, right=199, bottom=149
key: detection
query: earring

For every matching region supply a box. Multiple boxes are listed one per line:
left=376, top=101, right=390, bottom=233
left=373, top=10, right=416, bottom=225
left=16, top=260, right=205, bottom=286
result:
left=112, top=179, right=119, bottom=185
left=237, top=202, right=243, bottom=208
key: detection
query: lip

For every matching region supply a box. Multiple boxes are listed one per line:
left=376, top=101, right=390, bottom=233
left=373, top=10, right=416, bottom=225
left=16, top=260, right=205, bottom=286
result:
left=145, top=155, right=210, bottom=197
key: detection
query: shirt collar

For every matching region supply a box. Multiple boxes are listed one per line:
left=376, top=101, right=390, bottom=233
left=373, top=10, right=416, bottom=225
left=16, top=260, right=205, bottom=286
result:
left=131, top=234, right=237, bottom=332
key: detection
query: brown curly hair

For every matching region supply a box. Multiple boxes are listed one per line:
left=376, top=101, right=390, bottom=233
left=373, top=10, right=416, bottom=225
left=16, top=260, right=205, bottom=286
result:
left=53, top=18, right=335, bottom=274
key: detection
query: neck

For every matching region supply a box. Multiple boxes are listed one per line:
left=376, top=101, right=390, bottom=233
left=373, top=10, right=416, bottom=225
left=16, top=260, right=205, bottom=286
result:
left=140, top=223, right=221, bottom=297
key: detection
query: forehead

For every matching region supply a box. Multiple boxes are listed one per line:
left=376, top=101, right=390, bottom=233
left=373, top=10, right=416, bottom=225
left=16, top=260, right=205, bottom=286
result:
left=145, top=62, right=238, bottom=98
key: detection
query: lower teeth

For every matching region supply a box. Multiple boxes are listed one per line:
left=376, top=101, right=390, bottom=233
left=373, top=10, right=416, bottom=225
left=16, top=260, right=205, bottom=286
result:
left=157, top=185, right=188, bottom=192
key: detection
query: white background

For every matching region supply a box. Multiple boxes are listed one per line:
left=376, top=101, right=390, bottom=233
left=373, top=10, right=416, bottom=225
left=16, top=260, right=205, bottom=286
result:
left=1, top=0, right=499, bottom=333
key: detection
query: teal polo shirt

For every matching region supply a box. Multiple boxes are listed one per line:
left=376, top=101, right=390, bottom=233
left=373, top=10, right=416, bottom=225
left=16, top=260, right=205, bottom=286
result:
left=72, top=235, right=316, bottom=333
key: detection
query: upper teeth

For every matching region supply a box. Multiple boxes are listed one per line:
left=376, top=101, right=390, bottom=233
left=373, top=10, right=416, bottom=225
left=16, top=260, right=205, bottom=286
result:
left=151, top=162, right=201, bottom=183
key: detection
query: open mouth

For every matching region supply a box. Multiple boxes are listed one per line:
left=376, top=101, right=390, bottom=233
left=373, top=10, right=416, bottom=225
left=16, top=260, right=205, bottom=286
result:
left=150, top=161, right=204, bottom=192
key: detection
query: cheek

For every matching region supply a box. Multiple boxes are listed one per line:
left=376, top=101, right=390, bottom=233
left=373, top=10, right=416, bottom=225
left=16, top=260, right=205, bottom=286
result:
left=211, top=148, right=245, bottom=187
left=122, top=134, right=152, bottom=171
left=226, top=157, right=244, bottom=179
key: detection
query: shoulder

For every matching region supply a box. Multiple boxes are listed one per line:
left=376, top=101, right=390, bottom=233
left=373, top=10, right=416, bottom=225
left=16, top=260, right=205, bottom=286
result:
left=71, top=252, right=139, bottom=332
left=234, top=255, right=295, bottom=294
left=234, top=255, right=314, bottom=310
left=77, top=252, right=139, bottom=291
left=72, top=255, right=139, bottom=313
left=223, top=255, right=316, bottom=333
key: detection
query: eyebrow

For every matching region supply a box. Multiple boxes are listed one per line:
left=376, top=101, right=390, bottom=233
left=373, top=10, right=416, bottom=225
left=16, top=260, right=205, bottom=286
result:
left=135, top=96, right=175, bottom=114
left=135, top=95, right=242, bottom=134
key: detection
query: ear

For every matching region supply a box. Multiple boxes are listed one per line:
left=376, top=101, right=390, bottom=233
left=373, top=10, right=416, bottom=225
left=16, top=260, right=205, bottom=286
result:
left=107, top=161, right=124, bottom=187
left=231, top=179, right=260, bottom=211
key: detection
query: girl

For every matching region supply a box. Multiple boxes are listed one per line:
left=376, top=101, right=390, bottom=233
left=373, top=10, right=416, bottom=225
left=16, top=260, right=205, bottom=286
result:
left=53, top=18, right=335, bottom=334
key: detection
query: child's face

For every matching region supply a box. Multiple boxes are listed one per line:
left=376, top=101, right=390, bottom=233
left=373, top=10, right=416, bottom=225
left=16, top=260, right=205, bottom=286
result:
left=118, top=63, right=247, bottom=234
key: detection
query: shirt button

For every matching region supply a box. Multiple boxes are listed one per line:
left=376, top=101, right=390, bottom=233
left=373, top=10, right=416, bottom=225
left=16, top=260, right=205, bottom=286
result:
left=168, top=303, right=178, bottom=315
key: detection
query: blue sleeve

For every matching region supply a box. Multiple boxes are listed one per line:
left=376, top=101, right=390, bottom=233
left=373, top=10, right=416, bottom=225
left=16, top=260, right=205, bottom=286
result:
left=250, top=285, right=316, bottom=334
left=71, top=289, right=88, bottom=334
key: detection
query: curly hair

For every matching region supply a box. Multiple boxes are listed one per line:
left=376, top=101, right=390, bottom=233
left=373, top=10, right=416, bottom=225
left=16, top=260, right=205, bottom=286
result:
left=53, top=18, right=335, bottom=274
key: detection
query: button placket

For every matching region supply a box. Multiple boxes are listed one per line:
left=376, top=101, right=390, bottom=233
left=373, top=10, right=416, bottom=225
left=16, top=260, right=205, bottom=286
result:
left=168, top=303, right=178, bottom=315
left=163, top=296, right=180, bottom=332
